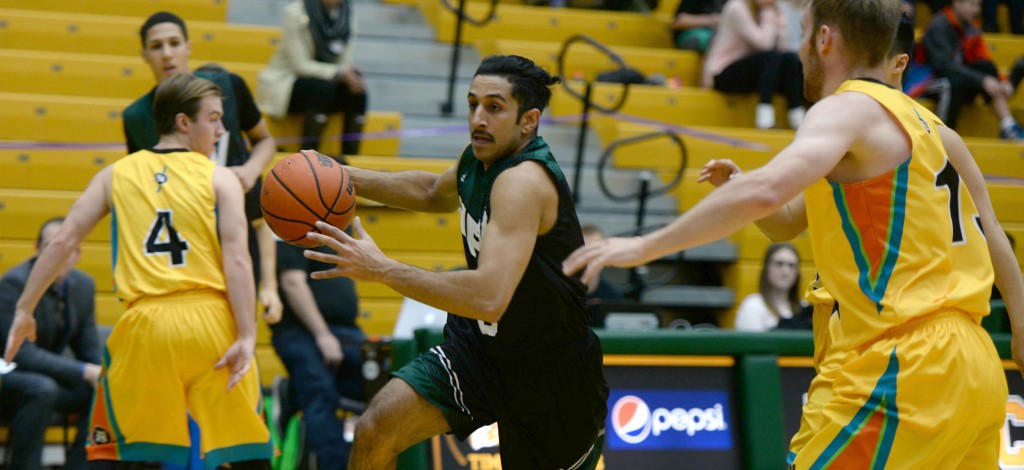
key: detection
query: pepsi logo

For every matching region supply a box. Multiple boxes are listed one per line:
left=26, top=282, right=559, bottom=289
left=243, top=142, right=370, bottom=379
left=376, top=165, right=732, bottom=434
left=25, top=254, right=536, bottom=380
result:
left=611, top=395, right=652, bottom=444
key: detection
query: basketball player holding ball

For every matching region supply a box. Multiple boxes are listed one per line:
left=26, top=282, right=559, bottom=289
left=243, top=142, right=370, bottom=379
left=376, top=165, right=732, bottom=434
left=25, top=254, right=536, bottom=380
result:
left=304, top=55, right=609, bottom=469
left=4, top=74, right=272, bottom=469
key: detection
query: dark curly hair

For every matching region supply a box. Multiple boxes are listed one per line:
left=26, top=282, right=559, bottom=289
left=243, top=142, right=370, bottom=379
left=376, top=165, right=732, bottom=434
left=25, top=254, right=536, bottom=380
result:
left=474, top=55, right=561, bottom=123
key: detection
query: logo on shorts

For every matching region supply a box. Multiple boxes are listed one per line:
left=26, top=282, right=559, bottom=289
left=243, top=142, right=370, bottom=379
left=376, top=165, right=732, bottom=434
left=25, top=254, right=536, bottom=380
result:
left=611, top=395, right=652, bottom=444
left=92, top=427, right=110, bottom=445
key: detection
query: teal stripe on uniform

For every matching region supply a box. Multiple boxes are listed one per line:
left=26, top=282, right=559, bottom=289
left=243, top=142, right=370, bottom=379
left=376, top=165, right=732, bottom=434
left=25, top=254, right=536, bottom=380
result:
left=204, top=440, right=275, bottom=469
left=110, top=208, right=118, bottom=290
left=118, top=442, right=191, bottom=466
left=811, top=348, right=900, bottom=470
left=831, top=159, right=910, bottom=313
left=100, top=347, right=128, bottom=451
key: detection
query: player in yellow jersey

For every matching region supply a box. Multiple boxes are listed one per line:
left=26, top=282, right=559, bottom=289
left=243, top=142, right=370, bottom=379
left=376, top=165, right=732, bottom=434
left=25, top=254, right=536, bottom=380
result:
left=565, top=0, right=1024, bottom=467
left=4, top=74, right=272, bottom=469
left=702, top=12, right=1024, bottom=465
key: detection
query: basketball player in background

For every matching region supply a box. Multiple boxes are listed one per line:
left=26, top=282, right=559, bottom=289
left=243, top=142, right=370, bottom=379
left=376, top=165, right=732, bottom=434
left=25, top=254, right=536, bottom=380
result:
left=4, top=74, right=272, bottom=469
left=126, top=12, right=282, bottom=324
left=565, top=0, right=1022, bottom=466
left=304, top=55, right=609, bottom=469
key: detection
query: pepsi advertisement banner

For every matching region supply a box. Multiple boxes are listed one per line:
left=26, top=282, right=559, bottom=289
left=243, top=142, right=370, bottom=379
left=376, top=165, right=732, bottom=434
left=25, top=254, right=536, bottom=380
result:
left=607, top=390, right=732, bottom=450
left=601, top=360, right=741, bottom=469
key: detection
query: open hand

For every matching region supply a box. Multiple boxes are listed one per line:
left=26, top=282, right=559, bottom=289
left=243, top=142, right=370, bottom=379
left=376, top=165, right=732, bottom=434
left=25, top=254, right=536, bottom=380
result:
left=214, top=338, right=255, bottom=391
left=304, top=218, right=390, bottom=282
left=562, top=236, right=647, bottom=287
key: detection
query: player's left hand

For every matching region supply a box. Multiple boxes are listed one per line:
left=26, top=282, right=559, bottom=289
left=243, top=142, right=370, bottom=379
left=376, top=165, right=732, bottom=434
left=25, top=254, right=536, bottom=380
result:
left=562, top=236, right=647, bottom=287
left=1012, top=332, right=1024, bottom=378
left=697, top=159, right=742, bottom=188
left=4, top=310, right=36, bottom=363
left=229, top=164, right=261, bottom=192
left=259, top=287, right=283, bottom=325
left=305, top=218, right=390, bottom=282
left=214, top=338, right=255, bottom=391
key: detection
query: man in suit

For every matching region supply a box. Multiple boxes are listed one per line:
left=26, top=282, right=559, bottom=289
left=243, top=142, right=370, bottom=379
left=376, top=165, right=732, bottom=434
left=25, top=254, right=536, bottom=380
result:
left=0, top=217, right=101, bottom=470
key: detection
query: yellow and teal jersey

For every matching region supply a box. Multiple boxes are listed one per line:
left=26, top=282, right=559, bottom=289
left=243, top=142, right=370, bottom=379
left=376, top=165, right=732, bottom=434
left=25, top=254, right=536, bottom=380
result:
left=110, top=149, right=226, bottom=304
left=804, top=79, right=994, bottom=353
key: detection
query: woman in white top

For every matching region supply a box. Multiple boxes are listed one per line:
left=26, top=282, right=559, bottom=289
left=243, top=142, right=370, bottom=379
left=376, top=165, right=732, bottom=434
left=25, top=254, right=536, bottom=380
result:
left=258, top=0, right=367, bottom=158
left=701, top=0, right=804, bottom=129
left=735, top=243, right=803, bottom=331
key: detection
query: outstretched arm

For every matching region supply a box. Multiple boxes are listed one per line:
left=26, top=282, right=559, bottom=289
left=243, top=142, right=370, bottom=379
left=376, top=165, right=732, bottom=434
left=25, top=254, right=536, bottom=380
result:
left=698, top=159, right=808, bottom=241
left=5, top=167, right=112, bottom=362
left=939, top=125, right=1024, bottom=374
left=306, top=161, right=554, bottom=323
left=343, top=157, right=461, bottom=213
left=564, top=95, right=861, bottom=285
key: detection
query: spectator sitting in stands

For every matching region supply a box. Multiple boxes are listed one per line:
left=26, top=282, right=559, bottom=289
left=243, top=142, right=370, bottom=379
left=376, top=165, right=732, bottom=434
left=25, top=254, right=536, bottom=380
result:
left=983, top=0, right=1023, bottom=33
left=917, top=0, right=1024, bottom=139
left=672, top=0, right=725, bottom=54
left=0, top=217, right=101, bottom=470
left=581, top=225, right=625, bottom=326
left=272, top=240, right=366, bottom=468
left=701, top=0, right=805, bottom=129
left=258, top=0, right=368, bottom=159
left=734, top=243, right=804, bottom=332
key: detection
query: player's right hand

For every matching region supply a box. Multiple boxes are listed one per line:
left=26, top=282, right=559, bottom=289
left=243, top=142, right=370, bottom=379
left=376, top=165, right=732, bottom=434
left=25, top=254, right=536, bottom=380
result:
left=697, top=159, right=742, bottom=188
left=4, top=310, right=37, bottom=363
left=214, top=338, right=255, bottom=391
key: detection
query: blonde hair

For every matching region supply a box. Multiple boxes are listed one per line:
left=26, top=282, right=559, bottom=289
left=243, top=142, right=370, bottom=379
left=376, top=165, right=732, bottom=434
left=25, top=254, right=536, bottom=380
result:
left=153, top=73, right=222, bottom=135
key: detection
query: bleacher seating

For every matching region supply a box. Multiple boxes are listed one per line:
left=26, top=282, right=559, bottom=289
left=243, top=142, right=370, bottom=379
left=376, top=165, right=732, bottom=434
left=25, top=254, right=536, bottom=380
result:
left=419, top=1, right=673, bottom=48
left=0, top=9, right=279, bottom=64
left=479, top=38, right=702, bottom=85
left=0, top=92, right=402, bottom=155
left=0, top=49, right=262, bottom=100
left=3, top=0, right=228, bottom=22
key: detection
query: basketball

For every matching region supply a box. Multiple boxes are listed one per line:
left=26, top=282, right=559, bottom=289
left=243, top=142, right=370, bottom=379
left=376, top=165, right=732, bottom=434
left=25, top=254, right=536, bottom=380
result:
left=260, top=150, right=356, bottom=247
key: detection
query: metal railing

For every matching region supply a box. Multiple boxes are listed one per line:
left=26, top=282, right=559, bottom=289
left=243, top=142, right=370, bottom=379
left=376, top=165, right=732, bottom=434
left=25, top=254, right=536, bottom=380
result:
left=596, top=130, right=687, bottom=298
left=556, top=34, right=630, bottom=203
left=438, top=0, right=499, bottom=115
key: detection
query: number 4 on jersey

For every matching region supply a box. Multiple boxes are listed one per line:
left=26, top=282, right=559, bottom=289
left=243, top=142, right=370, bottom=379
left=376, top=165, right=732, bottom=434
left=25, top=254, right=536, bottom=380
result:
left=146, top=210, right=189, bottom=266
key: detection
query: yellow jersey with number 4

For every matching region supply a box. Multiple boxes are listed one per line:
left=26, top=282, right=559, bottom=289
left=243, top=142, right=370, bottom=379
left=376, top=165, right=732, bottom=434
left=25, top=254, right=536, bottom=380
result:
left=804, top=79, right=994, bottom=353
left=111, top=149, right=226, bottom=304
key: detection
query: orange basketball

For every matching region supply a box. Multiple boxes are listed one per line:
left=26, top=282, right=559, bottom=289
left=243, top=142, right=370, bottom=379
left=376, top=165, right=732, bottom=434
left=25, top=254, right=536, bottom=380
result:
left=260, top=150, right=356, bottom=247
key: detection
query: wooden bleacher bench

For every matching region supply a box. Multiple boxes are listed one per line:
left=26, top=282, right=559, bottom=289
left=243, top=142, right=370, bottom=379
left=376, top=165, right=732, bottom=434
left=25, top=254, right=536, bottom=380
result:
left=4, top=0, right=227, bottom=22
left=478, top=38, right=702, bottom=85
left=265, top=113, right=403, bottom=157
left=0, top=49, right=263, bottom=101
left=986, top=33, right=1024, bottom=71
left=603, top=123, right=1024, bottom=180
left=419, top=0, right=673, bottom=48
left=0, top=92, right=402, bottom=156
left=0, top=9, right=279, bottom=64
left=551, top=82, right=1024, bottom=139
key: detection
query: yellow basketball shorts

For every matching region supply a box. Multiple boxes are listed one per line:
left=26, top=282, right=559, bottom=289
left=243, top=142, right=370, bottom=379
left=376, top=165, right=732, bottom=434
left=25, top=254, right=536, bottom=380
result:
left=789, top=310, right=1006, bottom=469
left=87, top=290, right=271, bottom=468
left=788, top=301, right=852, bottom=458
